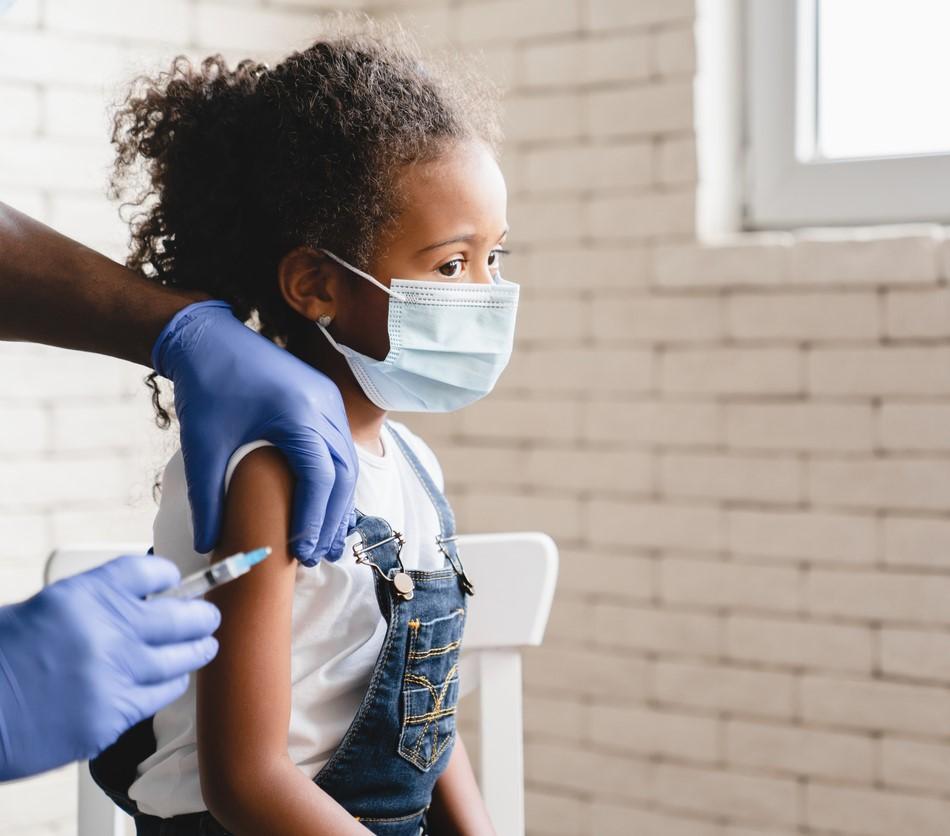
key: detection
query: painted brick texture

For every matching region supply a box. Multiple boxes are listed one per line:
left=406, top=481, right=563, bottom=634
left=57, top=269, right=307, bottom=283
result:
left=370, top=2, right=950, bottom=834
left=3, top=1, right=950, bottom=834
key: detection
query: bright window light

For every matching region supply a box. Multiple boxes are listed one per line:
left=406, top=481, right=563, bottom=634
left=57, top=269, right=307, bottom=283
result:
left=738, top=0, right=950, bottom=227
left=816, top=0, right=950, bottom=160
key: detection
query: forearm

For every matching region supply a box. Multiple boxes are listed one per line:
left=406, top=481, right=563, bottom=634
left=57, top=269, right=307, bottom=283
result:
left=205, top=754, right=372, bottom=836
left=426, top=732, right=496, bottom=836
left=199, top=448, right=370, bottom=834
left=0, top=201, right=208, bottom=366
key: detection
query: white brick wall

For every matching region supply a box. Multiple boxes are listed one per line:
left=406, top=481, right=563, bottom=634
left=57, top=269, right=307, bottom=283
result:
left=375, top=1, right=950, bottom=834
left=4, top=0, right=950, bottom=834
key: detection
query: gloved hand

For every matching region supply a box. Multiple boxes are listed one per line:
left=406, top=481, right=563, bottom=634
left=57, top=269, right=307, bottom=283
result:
left=0, top=554, right=220, bottom=781
left=153, top=300, right=358, bottom=566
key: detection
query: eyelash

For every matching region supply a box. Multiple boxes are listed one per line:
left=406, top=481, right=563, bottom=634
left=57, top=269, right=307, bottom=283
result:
left=438, top=248, right=511, bottom=278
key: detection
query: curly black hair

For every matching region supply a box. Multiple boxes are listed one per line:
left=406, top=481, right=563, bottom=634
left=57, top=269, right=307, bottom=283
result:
left=108, top=12, right=503, bottom=429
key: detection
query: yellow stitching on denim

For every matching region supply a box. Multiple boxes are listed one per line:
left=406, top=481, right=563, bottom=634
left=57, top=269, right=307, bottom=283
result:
left=408, top=638, right=461, bottom=660
left=404, top=610, right=464, bottom=671
left=429, top=728, right=454, bottom=765
left=407, top=664, right=459, bottom=760
left=439, top=664, right=459, bottom=700
left=404, top=666, right=459, bottom=694
left=400, top=722, right=455, bottom=771
left=404, top=673, right=439, bottom=701
left=410, top=709, right=456, bottom=725
left=406, top=617, right=421, bottom=682
left=398, top=605, right=465, bottom=770
left=408, top=609, right=464, bottom=634
left=404, top=672, right=460, bottom=705
left=424, top=713, right=457, bottom=767
left=409, top=694, right=443, bottom=758
left=412, top=638, right=460, bottom=656
left=406, top=705, right=457, bottom=723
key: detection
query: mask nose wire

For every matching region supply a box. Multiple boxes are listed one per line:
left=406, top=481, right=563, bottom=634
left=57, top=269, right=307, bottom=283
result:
left=318, top=248, right=409, bottom=303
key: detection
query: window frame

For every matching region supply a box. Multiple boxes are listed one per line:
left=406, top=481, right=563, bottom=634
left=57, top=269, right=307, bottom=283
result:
left=744, top=0, right=950, bottom=229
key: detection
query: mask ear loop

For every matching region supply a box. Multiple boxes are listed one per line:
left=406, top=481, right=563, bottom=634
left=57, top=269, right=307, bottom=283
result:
left=318, top=248, right=408, bottom=303
left=315, top=321, right=345, bottom=350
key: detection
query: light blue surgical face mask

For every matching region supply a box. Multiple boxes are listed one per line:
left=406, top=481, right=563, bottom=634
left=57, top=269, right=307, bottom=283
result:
left=315, top=249, right=519, bottom=412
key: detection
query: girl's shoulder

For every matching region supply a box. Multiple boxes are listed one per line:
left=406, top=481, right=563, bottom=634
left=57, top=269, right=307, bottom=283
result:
left=158, top=441, right=277, bottom=508
left=156, top=429, right=442, bottom=545
left=384, top=420, right=445, bottom=493
left=155, top=441, right=278, bottom=558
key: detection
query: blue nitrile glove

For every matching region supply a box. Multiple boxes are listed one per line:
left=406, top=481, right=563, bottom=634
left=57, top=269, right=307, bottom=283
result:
left=153, top=300, right=357, bottom=566
left=0, top=554, right=220, bottom=781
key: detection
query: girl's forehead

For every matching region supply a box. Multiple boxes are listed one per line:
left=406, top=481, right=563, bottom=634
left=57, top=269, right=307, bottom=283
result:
left=394, top=141, right=507, bottom=246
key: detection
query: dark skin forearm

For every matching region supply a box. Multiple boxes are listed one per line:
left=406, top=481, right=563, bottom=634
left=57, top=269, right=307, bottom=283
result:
left=0, top=201, right=209, bottom=367
left=426, top=732, right=496, bottom=835
left=199, top=447, right=371, bottom=835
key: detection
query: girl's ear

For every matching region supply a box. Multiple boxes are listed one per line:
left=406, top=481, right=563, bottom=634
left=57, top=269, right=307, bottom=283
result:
left=277, top=246, right=346, bottom=321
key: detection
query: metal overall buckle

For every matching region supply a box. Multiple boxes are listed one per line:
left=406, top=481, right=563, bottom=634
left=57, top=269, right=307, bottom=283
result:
left=353, top=531, right=415, bottom=600
left=436, top=534, right=475, bottom=596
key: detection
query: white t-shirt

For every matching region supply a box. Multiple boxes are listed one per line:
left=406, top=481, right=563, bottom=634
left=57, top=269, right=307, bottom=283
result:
left=128, top=420, right=451, bottom=818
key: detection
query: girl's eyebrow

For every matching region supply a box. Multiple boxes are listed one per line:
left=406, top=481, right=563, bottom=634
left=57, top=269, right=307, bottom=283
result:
left=415, top=226, right=510, bottom=255
left=415, top=234, right=476, bottom=254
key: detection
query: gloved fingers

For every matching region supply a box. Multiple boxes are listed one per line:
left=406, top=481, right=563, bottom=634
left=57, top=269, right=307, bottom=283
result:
left=88, top=554, right=182, bottom=599
left=180, top=439, right=229, bottom=555
left=277, top=397, right=356, bottom=471
left=132, top=675, right=192, bottom=720
left=315, top=448, right=356, bottom=561
left=135, top=598, right=221, bottom=645
left=131, top=637, right=219, bottom=685
left=327, top=483, right=357, bottom=561
left=282, top=437, right=350, bottom=564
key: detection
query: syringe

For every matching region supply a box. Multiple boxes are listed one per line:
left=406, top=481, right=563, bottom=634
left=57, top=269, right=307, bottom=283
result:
left=146, top=547, right=272, bottom=600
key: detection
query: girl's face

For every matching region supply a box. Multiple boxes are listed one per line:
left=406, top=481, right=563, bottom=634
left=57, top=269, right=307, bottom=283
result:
left=331, top=138, right=509, bottom=362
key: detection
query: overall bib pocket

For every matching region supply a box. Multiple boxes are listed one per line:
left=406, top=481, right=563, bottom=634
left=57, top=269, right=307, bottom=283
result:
left=397, top=606, right=465, bottom=772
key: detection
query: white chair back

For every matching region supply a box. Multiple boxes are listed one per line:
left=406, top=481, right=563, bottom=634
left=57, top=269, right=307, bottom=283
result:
left=45, top=531, right=558, bottom=836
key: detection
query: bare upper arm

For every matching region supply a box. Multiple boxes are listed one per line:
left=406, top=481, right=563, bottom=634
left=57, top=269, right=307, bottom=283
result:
left=196, top=445, right=298, bottom=806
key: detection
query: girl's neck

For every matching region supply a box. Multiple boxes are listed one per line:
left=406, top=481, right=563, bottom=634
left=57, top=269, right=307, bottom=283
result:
left=286, top=332, right=387, bottom=456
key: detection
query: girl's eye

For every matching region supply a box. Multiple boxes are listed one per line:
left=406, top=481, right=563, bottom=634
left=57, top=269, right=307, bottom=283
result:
left=438, top=259, right=465, bottom=279
left=488, top=247, right=510, bottom=269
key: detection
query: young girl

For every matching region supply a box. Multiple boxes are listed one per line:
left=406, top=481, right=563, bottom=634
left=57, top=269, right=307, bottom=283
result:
left=93, top=17, right=518, bottom=836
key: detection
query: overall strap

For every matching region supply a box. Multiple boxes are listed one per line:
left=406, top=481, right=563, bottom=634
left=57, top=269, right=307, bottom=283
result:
left=385, top=422, right=455, bottom=540
left=347, top=507, right=423, bottom=606
left=385, top=421, right=474, bottom=596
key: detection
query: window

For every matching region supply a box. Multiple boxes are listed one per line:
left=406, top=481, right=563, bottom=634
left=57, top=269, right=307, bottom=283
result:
left=743, top=0, right=950, bottom=228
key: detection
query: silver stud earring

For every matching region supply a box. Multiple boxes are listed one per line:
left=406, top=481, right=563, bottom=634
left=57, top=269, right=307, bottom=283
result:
left=317, top=314, right=333, bottom=327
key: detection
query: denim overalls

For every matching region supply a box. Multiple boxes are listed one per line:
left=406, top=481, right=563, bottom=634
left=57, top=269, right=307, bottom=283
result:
left=89, top=422, right=475, bottom=836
